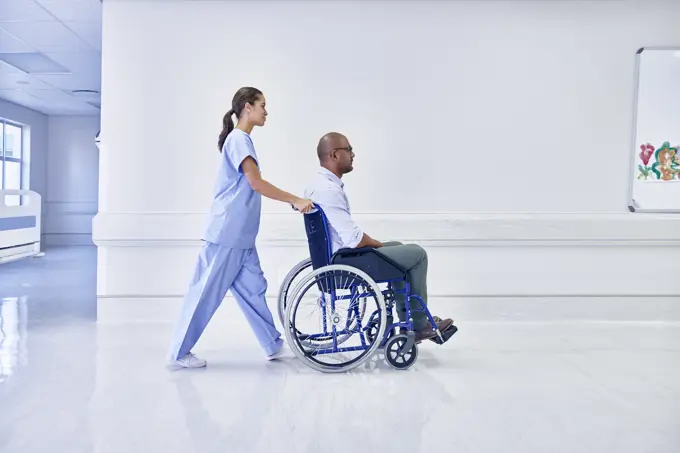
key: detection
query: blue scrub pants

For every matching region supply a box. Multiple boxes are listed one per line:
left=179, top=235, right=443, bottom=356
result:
left=167, top=241, right=283, bottom=361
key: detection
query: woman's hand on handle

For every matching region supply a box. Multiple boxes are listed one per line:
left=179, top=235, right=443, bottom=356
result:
left=292, top=198, right=315, bottom=213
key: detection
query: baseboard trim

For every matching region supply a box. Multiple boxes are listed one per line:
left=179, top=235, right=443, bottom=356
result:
left=96, top=295, right=680, bottom=324
left=96, top=293, right=680, bottom=299
left=44, top=233, right=94, bottom=246
left=93, top=240, right=680, bottom=248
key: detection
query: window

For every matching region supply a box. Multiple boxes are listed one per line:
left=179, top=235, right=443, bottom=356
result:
left=1, top=119, right=25, bottom=206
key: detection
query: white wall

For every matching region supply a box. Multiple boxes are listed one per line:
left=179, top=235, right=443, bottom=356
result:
left=0, top=98, right=48, bottom=228
left=95, top=0, right=680, bottom=321
left=44, top=115, right=100, bottom=246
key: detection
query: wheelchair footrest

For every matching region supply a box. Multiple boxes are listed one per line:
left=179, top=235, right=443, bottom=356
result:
left=430, top=324, right=458, bottom=345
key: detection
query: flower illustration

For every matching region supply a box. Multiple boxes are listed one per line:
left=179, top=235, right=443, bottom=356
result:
left=639, top=143, right=654, bottom=166
left=651, top=142, right=680, bottom=181
left=636, top=142, right=680, bottom=181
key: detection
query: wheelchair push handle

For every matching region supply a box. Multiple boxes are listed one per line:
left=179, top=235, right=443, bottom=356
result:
left=290, top=202, right=319, bottom=214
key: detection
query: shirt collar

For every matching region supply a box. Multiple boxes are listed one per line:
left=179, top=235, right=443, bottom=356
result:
left=318, top=166, right=344, bottom=188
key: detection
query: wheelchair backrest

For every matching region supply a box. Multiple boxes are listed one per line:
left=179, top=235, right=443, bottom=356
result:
left=303, top=207, right=332, bottom=270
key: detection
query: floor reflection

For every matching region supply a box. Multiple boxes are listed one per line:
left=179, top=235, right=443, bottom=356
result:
left=0, top=297, right=27, bottom=383
left=0, top=247, right=678, bottom=453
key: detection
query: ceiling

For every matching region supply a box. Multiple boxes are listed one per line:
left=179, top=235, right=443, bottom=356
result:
left=0, top=0, right=102, bottom=115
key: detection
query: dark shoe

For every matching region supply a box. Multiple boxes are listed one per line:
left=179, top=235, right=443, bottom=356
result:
left=432, top=316, right=454, bottom=324
left=403, top=318, right=453, bottom=343
left=430, top=324, right=458, bottom=345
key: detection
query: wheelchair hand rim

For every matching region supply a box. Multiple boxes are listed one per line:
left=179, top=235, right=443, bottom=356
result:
left=283, top=264, right=387, bottom=374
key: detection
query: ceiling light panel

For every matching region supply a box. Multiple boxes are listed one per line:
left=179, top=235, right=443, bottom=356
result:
left=0, top=0, right=54, bottom=22
left=0, top=21, right=94, bottom=52
left=33, top=0, right=103, bottom=22
left=0, top=28, right=36, bottom=53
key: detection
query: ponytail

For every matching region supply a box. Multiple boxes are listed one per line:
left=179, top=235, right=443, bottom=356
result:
left=217, top=86, right=263, bottom=152
left=217, top=109, right=235, bottom=152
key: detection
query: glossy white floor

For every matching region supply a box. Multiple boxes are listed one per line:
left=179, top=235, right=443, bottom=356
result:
left=0, top=246, right=679, bottom=453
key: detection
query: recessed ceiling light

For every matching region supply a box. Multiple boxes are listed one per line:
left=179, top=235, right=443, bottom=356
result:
left=71, top=89, right=100, bottom=100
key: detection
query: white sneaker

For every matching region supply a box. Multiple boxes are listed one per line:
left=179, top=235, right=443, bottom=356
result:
left=168, top=352, right=207, bottom=369
left=266, top=343, right=295, bottom=361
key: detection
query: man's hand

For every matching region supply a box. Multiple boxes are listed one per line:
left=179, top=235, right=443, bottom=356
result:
left=357, top=233, right=382, bottom=248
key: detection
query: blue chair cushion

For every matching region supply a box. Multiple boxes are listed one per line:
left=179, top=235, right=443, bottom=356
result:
left=331, top=247, right=408, bottom=283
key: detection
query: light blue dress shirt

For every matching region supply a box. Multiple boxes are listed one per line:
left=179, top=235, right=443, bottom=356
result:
left=304, top=167, right=364, bottom=253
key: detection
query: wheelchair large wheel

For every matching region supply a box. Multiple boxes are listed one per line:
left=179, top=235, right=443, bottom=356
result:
left=278, top=258, right=370, bottom=350
left=276, top=257, right=312, bottom=327
left=284, top=264, right=387, bottom=373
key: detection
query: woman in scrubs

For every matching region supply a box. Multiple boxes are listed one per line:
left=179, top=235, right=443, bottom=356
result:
left=167, top=87, right=314, bottom=368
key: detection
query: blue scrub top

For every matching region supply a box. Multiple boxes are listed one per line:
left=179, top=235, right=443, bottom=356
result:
left=203, top=128, right=261, bottom=249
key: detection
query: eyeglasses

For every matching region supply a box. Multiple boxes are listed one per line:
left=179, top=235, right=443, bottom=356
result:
left=333, top=146, right=353, bottom=154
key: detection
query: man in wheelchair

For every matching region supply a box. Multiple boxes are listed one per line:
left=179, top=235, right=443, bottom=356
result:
left=303, top=132, right=456, bottom=344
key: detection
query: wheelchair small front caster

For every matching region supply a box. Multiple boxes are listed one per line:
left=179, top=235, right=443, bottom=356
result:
left=365, top=313, right=394, bottom=345
left=384, top=334, right=418, bottom=370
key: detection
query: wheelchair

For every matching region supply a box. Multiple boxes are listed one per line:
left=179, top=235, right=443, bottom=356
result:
left=277, top=206, right=457, bottom=373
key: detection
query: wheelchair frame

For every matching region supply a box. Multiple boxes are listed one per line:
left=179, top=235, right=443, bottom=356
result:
left=279, top=206, right=448, bottom=372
